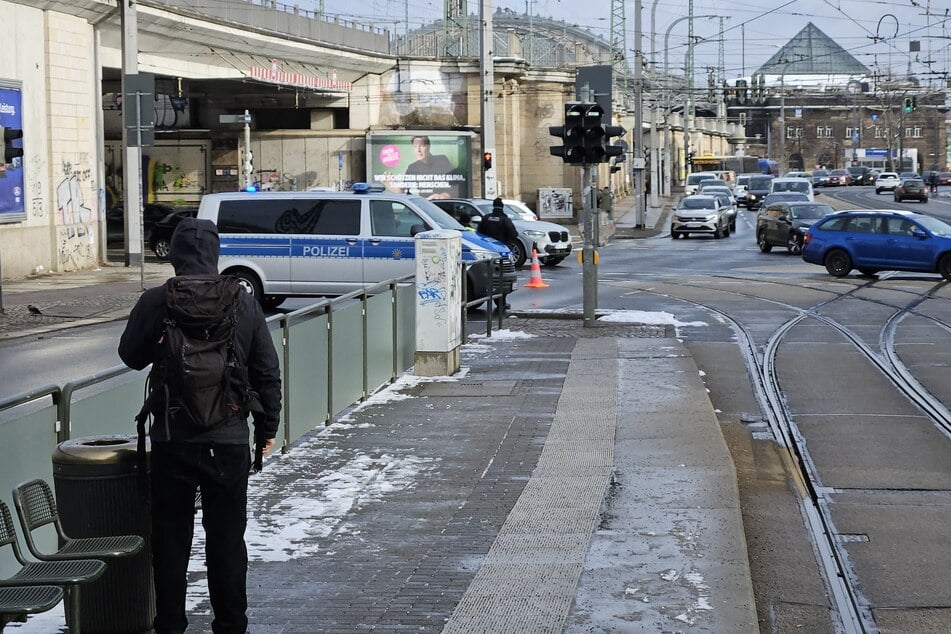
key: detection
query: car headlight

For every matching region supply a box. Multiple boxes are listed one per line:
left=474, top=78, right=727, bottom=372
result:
left=749, top=194, right=757, bottom=200
left=469, top=248, right=496, bottom=261
left=705, top=214, right=719, bottom=221
left=523, top=230, right=546, bottom=239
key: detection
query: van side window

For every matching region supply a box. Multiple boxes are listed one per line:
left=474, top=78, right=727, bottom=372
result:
left=370, top=201, right=428, bottom=237
left=218, top=199, right=360, bottom=235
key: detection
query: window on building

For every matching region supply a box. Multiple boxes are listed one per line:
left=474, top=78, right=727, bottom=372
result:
left=787, top=126, right=802, bottom=139
left=912, top=127, right=923, bottom=138
left=816, top=126, right=833, bottom=138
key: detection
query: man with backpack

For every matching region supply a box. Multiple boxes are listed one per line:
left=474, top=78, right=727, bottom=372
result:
left=118, top=217, right=281, bottom=634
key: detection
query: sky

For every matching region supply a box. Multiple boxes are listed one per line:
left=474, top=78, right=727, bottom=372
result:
left=311, top=0, right=951, bottom=87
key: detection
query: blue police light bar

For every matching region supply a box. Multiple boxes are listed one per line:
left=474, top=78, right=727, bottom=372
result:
left=352, top=182, right=387, bottom=193
left=244, top=183, right=259, bottom=192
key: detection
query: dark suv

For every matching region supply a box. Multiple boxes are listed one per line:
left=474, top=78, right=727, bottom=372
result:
left=846, top=166, right=873, bottom=186
left=756, top=201, right=834, bottom=255
left=894, top=178, right=929, bottom=203
left=744, top=175, right=774, bottom=210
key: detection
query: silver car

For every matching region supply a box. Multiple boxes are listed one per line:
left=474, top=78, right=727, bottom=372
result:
left=433, top=198, right=573, bottom=268
left=697, top=185, right=737, bottom=231
left=671, top=195, right=731, bottom=239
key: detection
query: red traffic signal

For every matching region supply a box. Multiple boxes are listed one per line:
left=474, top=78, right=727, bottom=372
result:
left=483, top=151, right=493, bottom=170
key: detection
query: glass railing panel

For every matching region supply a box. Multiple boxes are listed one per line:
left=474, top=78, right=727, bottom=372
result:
left=285, top=313, right=329, bottom=445
left=330, top=302, right=365, bottom=418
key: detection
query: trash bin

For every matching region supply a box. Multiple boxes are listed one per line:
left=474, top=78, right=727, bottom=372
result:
left=52, top=435, right=154, bottom=634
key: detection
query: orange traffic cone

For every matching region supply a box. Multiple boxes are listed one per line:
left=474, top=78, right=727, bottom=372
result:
left=525, top=248, right=549, bottom=288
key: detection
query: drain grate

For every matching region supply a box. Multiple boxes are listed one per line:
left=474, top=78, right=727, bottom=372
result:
left=419, top=380, right=518, bottom=397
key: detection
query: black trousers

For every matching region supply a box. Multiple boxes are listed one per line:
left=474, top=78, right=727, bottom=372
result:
left=150, top=442, right=251, bottom=634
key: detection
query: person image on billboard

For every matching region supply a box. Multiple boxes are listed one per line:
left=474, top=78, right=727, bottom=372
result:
left=383, top=135, right=464, bottom=199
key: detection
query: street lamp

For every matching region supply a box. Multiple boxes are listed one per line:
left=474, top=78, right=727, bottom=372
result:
left=660, top=14, right=719, bottom=194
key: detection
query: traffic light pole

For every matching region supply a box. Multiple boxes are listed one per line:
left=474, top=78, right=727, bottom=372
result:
left=581, top=164, right=598, bottom=327
left=120, top=0, right=144, bottom=269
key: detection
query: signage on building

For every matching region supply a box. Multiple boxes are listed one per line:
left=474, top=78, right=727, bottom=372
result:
left=249, top=61, right=352, bottom=93
left=0, top=82, right=25, bottom=222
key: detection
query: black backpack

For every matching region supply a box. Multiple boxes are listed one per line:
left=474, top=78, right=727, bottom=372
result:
left=147, top=274, right=251, bottom=429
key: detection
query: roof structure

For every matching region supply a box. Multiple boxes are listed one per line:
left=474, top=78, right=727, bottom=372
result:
left=756, top=22, right=869, bottom=77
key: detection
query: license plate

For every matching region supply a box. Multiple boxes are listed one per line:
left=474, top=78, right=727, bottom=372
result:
left=686, top=223, right=702, bottom=228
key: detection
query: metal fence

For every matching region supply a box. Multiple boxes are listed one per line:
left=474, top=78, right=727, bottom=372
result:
left=0, top=276, right=416, bottom=576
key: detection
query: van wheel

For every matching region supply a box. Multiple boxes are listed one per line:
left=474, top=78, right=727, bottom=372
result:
left=232, top=269, right=281, bottom=310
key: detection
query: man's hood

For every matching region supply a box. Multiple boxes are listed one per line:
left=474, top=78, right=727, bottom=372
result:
left=169, top=217, right=220, bottom=275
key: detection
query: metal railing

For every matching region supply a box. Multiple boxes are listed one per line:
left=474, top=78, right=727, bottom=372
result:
left=0, top=266, right=507, bottom=559
left=0, top=276, right=414, bottom=558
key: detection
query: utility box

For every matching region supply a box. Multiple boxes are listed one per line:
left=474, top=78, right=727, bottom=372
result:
left=414, top=229, right=462, bottom=376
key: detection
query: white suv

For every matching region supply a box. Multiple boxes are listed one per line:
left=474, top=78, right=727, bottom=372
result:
left=874, top=172, right=901, bottom=194
left=671, top=195, right=731, bottom=239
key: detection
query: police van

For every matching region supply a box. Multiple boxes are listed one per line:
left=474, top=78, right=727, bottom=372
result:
left=196, top=184, right=516, bottom=309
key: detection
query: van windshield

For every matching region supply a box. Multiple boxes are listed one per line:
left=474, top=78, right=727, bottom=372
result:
left=410, top=197, right=467, bottom=231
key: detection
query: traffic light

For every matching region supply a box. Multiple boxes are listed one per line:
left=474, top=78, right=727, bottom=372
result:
left=911, top=95, right=918, bottom=112
left=581, top=103, right=606, bottom=163
left=603, top=123, right=626, bottom=161
left=1, top=125, right=23, bottom=165
left=549, top=103, right=586, bottom=164
left=483, top=151, right=493, bottom=170
left=903, top=97, right=912, bottom=113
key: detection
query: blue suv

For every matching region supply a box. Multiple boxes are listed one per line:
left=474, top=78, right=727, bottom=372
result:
left=802, top=209, right=951, bottom=280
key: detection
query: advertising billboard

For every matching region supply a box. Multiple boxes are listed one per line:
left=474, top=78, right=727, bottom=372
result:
left=366, top=131, right=472, bottom=200
left=0, top=82, right=25, bottom=222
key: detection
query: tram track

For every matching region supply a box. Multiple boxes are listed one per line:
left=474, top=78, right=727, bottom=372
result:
left=606, top=274, right=950, bottom=633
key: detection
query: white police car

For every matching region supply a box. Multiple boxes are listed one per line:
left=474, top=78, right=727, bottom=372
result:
left=197, top=183, right=516, bottom=309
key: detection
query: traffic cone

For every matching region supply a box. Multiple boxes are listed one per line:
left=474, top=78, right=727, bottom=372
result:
left=525, top=248, right=549, bottom=288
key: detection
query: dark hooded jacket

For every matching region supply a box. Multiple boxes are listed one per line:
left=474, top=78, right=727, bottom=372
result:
left=477, top=200, right=519, bottom=245
left=118, top=217, right=282, bottom=444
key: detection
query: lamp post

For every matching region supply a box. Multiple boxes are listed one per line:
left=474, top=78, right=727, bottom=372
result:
left=662, top=15, right=718, bottom=193
left=779, top=73, right=786, bottom=176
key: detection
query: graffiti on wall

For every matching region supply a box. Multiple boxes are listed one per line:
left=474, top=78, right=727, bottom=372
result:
left=28, top=153, right=45, bottom=218
left=56, top=158, right=93, bottom=224
left=57, top=224, right=95, bottom=270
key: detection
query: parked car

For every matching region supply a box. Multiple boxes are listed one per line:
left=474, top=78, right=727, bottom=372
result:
left=846, top=166, right=873, bottom=185
left=149, top=208, right=198, bottom=259
left=811, top=169, right=830, bottom=187
left=894, top=178, right=929, bottom=203
left=827, top=169, right=852, bottom=186
left=937, top=172, right=951, bottom=186
left=106, top=203, right=180, bottom=247
left=501, top=199, right=538, bottom=221
left=671, top=195, right=731, bottom=239
left=684, top=172, right=719, bottom=195
left=756, top=201, right=835, bottom=255
left=196, top=185, right=517, bottom=309
left=802, top=209, right=951, bottom=280
left=744, top=174, right=775, bottom=210
left=874, top=172, right=901, bottom=194
left=697, top=186, right=738, bottom=231
left=432, top=198, right=572, bottom=268
left=899, top=171, right=919, bottom=180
